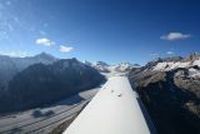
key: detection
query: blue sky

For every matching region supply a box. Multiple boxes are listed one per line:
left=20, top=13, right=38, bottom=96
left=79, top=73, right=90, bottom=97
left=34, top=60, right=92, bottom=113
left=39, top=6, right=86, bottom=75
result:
left=0, top=0, right=200, bottom=64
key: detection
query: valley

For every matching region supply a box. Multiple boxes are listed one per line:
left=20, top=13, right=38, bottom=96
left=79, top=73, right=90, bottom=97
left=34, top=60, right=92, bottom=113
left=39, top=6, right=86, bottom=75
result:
left=0, top=88, right=100, bottom=134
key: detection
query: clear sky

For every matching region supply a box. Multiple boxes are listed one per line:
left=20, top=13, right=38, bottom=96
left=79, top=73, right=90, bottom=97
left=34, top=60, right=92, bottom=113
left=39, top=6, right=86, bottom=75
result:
left=0, top=0, right=200, bottom=65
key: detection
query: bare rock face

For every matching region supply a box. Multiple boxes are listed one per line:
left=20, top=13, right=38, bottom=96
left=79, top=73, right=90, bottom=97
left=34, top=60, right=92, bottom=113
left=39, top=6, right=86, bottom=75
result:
left=129, top=54, right=200, bottom=134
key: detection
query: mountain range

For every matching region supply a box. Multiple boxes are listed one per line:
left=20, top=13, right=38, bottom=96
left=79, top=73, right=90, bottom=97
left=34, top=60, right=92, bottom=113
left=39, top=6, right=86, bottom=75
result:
left=0, top=52, right=200, bottom=134
left=0, top=53, right=105, bottom=113
left=85, top=60, right=140, bottom=73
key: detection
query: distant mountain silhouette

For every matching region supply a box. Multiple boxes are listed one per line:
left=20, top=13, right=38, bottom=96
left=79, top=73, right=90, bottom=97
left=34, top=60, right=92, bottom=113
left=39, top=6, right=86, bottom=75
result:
left=0, top=52, right=57, bottom=91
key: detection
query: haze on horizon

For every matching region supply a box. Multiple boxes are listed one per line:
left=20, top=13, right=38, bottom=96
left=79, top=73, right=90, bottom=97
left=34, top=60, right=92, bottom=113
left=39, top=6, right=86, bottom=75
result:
left=0, top=0, right=200, bottom=65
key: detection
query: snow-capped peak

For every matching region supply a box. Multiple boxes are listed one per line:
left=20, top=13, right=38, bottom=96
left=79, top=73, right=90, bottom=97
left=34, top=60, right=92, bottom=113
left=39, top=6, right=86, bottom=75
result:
left=95, top=61, right=110, bottom=67
left=86, top=60, right=140, bottom=73
left=150, top=54, right=200, bottom=72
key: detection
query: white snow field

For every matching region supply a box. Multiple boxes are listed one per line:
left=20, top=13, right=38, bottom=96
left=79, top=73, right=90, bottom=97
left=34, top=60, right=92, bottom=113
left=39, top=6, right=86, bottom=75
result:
left=64, top=76, right=152, bottom=134
left=152, top=58, right=200, bottom=72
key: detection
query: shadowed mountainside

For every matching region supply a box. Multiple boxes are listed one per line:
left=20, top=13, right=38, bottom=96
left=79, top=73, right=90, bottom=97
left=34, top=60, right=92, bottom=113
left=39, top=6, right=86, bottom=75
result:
left=0, top=52, right=57, bottom=91
left=0, top=58, right=105, bottom=114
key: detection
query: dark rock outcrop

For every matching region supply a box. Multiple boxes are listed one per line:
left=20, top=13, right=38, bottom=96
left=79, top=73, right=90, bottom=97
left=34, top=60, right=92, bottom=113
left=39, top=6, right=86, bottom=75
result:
left=129, top=57, right=200, bottom=134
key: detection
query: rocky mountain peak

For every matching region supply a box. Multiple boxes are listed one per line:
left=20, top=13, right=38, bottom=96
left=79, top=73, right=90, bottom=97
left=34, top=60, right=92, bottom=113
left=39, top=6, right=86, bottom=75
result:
left=95, top=61, right=109, bottom=67
left=34, top=52, right=57, bottom=61
left=185, top=52, right=200, bottom=61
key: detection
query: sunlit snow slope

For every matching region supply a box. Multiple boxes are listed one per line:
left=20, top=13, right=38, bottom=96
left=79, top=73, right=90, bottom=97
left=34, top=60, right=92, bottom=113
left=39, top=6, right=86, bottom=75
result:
left=64, top=76, right=152, bottom=134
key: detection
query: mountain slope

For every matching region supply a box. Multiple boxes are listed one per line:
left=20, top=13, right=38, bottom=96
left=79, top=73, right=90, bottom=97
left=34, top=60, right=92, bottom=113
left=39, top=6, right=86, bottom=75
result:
left=0, top=58, right=105, bottom=113
left=129, top=53, right=200, bottom=134
left=0, top=52, right=57, bottom=91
